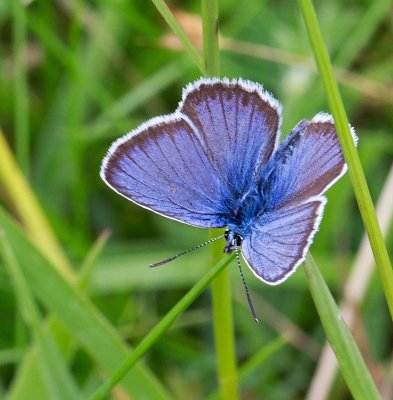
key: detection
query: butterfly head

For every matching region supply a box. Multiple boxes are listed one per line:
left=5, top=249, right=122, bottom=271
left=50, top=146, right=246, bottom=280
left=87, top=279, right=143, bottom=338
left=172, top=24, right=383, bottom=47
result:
left=224, top=230, right=243, bottom=254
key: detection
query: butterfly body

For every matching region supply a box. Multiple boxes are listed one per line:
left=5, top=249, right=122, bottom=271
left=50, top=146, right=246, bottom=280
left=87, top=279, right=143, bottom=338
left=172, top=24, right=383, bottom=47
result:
left=220, top=128, right=311, bottom=245
left=101, top=77, right=357, bottom=285
left=223, top=230, right=243, bottom=253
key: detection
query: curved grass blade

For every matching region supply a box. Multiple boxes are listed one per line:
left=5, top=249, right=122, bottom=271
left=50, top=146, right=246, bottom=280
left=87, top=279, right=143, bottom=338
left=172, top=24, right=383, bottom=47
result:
left=0, top=232, right=81, bottom=400
left=303, top=254, right=380, bottom=400
left=88, top=253, right=235, bottom=400
left=298, top=0, right=393, bottom=319
left=8, top=230, right=111, bottom=400
left=85, top=57, right=191, bottom=142
left=0, top=206, right=173, bottom=400
left=150, top=0, right=204, bottom=73
left=8, top=230, right=109, bottom=398
left=206, top=337, right=287, bottom=400
left=0, top=131, right=74, bottom=282
left=28, top=14, right=113, bottom=109
left=306, top=163, right=393, bottom=400
left=333, top=0, right=391, bottom=68
left=239, top=337, right=287, bottom=380
left=78, top=229, right=111, bottom=291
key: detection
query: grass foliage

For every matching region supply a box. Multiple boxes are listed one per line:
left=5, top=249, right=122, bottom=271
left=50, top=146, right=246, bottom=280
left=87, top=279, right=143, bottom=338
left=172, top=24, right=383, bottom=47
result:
left=0, top=0, right=392, bottom=399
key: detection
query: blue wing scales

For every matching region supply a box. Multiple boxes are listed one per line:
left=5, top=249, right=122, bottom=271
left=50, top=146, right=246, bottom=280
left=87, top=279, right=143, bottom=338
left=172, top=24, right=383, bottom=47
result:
left=180, top=78, right=282, bottom=195
left=241, top=200, right=325, bottom=284
left=101, top=115, right=229, bottom=228
left=263, top=114, right=355, bottom=208
left=101, top=78, right=282, bottom=229
left=240, top=114, right=356, bottom=284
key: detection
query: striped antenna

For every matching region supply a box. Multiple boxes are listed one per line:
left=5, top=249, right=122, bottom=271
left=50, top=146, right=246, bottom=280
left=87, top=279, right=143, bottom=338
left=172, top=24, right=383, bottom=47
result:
left=149, top=234, right=225, bottom=267
left=235, top=245, right=259, bottom=323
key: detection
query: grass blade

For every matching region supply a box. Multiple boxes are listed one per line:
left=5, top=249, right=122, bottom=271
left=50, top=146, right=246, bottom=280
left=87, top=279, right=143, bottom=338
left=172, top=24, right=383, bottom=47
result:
left=202, top=0, right=220, bottom=77
left=151, top=0, right=204, bottom=73
left=333, top=0, right=391, bottom=68
left=209, top=236, right=239, bottom=400
left=298, top=0, right=393, bottom=319
left=202, top=0, right=239, bottom=398
left=0, top=206, right=173, bottom=400
left=303, top=254, right=381, bottom=400
left=12, top=0, right=29, bottom=175
left=85, top=58, right=190, bottom=142
left=9, top=230, right=110, bottom=400
left=0, top=131, right=74, bottom=282
left=88, top=253, right=235, bottom=400
left=0, top=232, right=81, bottom=400
left=306, top=163, right=393, bottom=399
left=238, top=337, right=287, bottom=380
left=207, top=337, right=287, bottom=400
left=28, top=13, right=113, bottom=110
left=78, top=229, right=111, bottom=291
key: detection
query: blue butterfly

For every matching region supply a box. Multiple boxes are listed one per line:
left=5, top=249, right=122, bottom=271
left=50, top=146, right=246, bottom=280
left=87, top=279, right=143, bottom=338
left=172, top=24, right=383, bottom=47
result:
left=101, top=78, right=356, bottom=288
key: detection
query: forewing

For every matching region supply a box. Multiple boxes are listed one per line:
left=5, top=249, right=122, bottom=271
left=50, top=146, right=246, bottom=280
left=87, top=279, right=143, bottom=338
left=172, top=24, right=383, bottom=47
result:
left=241, top=200, right=325, bottom=284
left=266, top=113, right=357, bottom=208
left=101, top=114, right=229, bottom=228
left=179, top=78, right=282, bottom=194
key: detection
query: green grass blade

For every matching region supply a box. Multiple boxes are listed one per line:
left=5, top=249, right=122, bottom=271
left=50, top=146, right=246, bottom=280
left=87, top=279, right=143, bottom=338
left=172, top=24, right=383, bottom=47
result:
left=28, top=13, right=113, bottom=110
left=0, top=233, right=81, bottom=400
left=207, top=337, right=287, bottom=400
left=298, top=0, right=393, bottom=319
left=333, top=0, right=391, bottom=68
left=150, top=0, right=204, bottom=73
left=94, top=59, right=188, bottom=123
left=202, top=0, right=220, bottom=77
left=0, top=348, right=24, bottom=366
left=0, top=206, right=173, bottom=400
left=12, top=0, right=29, bottom=176
left=209, top=241, right=239, bottom=400
left=78, top=229, right=111, bottom=291
left=0, top=131, right=74, bottom=282
left=86, top=58, right=190, bottom=141
left=8, top=231, right=110, bottom=400
left=303, top=254, right=381, bottom=400
left=201, top=0, right=239, bottom=398
left=9, top=326, right=74, bottom=400
left=8, top=354, right=51, bottom=400
left=88, top=253, right=235, bottom=400
left=238, top=337, right=287, bottom=380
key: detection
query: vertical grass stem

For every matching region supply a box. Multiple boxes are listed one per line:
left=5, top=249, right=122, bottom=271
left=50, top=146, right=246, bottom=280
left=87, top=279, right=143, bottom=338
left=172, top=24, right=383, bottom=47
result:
left=12, top=0, right=29, bottom=175
left=303, top=254, right=380, bottom=400
left=150, top=0, right=205, bottom=73
left=298, top=0, right=393, bottom=319
left=202, top=0, right=239, bottom=398
left=88, top=254, right=235, bottom=400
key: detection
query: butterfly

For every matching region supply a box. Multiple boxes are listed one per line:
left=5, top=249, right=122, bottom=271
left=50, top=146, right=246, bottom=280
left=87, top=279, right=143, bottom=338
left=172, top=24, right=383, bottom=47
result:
left=100, top=77, right=356, bottom=288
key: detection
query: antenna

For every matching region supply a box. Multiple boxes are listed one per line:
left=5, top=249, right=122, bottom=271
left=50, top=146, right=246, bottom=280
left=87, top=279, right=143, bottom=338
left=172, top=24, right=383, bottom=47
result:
left=235, top=245, right=259, bottom=323
left=149, top=234, right=225, bottom=267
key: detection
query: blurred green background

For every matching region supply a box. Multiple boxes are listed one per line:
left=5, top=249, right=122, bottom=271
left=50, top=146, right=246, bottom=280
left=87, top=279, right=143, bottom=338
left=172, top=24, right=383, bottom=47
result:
left=0, top=0, right=392, bottom=399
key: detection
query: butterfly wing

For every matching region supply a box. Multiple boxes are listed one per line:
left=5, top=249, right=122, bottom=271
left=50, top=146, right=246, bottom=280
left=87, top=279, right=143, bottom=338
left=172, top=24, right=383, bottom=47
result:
left=241, top=199, right=326, bottom=284
left=101, top=115, right=229, bottom=228
left=101, top=78, right=282, bottom=228
left=242, top=114, right=356, bottom=284
left=264, top=113, right=357, bottom=208
left=179, top=78, right=282, bottom=195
